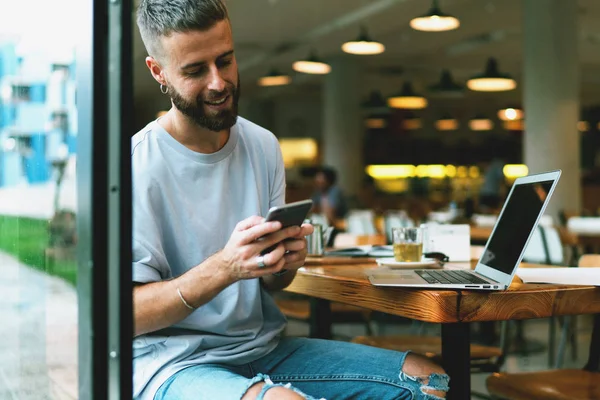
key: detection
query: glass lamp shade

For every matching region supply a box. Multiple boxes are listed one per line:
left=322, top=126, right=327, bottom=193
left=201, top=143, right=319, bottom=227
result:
left=257, top=69, right=291, bottom=86
left=467, top=58, right=516, bottom=92
left=410, top=0, right=460, bottom=32
left=292, top=52, right=331, bottom=74
left=387, top=82, right=428, bottom=109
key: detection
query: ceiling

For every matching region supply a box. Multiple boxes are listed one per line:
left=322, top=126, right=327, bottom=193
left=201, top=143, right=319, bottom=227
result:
left=132, top=0, right=600, bottom=124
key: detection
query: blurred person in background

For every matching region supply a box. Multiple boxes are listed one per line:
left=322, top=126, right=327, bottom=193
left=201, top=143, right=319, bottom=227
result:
left=479, top=157, right=506, bottom=213
left=311, top=166, right=348, bottom=226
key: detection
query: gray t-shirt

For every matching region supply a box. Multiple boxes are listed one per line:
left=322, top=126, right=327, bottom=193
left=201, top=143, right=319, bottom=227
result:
left=131, top=117, right=287, bottom=399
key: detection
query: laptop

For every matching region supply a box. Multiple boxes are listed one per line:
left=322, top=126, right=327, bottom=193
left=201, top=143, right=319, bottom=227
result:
left=367, top=170, right=562, bottom=291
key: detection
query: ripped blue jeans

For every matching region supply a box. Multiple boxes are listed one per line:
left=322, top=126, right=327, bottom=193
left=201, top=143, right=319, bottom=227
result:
left=154, top=337, right=449, bottom=400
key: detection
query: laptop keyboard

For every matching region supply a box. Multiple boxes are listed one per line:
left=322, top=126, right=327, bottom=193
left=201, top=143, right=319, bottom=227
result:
left=415, top=270, right=489, bottom=285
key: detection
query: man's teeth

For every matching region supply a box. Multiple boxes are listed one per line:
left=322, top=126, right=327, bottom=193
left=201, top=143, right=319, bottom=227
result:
left=206, top=97, right=227, bottom=105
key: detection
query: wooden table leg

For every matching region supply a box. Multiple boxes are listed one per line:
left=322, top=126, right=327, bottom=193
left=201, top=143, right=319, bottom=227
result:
left=309, top=298, right=332, bottom=339
left=442, top=322, right=471, bottom=400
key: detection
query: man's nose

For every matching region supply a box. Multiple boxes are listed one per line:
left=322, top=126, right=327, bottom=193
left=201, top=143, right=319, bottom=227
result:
left=207, top=65, right=226, bottom=92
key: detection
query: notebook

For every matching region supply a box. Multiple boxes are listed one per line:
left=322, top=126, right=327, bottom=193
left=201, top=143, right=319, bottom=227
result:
left=325, top=245, right=393, bottom=258
left=367, top=170, right=562, bottom=291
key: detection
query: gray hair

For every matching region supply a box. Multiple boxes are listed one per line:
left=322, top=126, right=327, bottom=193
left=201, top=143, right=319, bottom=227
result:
left=137, top=0, right=229, bottom=60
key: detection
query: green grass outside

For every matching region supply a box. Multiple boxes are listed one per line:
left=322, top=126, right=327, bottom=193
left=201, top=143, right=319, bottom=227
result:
left=0, top=215, right=77, bottom=286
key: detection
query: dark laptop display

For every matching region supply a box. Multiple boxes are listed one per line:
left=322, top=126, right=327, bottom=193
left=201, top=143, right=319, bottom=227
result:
left=480, top=180, right=554, bottom=275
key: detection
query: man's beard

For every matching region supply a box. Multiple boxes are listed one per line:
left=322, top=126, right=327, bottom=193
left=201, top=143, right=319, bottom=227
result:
left=168, top=77, right=240, bottom=132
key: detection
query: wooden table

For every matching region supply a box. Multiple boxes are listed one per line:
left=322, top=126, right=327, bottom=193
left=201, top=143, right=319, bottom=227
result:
left=285, top=261, right=600, bottom=400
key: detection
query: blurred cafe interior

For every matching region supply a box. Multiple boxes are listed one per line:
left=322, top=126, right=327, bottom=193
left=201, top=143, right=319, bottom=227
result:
left=2, top=0, right=600, bottom=399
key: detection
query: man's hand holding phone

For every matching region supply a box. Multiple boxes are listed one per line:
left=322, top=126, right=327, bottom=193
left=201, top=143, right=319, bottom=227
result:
left=219, top=200, right=314, bottom=283
left=219, top=216, right=303, bottom=281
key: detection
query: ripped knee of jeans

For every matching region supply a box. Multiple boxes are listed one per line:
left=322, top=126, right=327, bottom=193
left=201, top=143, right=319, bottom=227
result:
left=244, top=374, right=322, bottom=400
left=399, top=371, right=450, bottom=399
left=398, top=352, right=450, bottom=399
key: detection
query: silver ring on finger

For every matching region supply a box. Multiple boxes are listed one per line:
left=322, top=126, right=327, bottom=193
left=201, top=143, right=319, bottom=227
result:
left=256, top=255, right=267, bottom=268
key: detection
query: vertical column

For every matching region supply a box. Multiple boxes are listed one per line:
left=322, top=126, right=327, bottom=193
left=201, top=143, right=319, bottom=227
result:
left=523, top=0, right=580, bottom=216
left=322, top=56, right=363, bottom=199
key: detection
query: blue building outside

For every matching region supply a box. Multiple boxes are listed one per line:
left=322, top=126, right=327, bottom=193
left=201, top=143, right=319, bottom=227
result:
left=0, top=42, right=77, bottom=188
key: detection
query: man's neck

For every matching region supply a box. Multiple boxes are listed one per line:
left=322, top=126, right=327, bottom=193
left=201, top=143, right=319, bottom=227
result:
left=158, top=108, right=229, bottom=154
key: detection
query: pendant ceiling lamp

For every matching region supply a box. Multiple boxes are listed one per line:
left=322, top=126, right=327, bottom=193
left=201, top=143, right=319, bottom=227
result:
left=342, top=26, right=385, bottom=55
left=365, top=115, right=388, bottom=129
left=257, top=69, right=291, bottom=87
left=469, top=114, right=494, bottom=131
left=435, top=114, right=459, bottom=131
left=292, top=50, right=331, bottom=75
left=387, top=82, right=428, bottom=109
left=467, top=58, right=516, bottom=92
left=410, top=0, right=460, bottom=32
left=428, top=69, right=464, bottom=97
left=497, top=106, right=523, bottom=121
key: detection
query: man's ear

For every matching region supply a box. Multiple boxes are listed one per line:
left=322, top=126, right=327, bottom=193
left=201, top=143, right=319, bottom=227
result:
left=146, top=56, right=167, bottom=86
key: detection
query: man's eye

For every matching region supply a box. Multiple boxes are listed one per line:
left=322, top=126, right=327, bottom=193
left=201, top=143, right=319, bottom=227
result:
left=218, top=59, right=232, bottom=68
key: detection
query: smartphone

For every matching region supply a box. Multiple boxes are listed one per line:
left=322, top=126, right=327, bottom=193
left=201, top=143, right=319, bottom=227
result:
left=264, top=199, right=313, bottom=227
left=260, top=199, right=313, bottom=255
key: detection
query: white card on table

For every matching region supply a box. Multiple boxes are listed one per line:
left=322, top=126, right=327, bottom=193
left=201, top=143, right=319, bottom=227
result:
left=424, top=224, right=471, bottom=262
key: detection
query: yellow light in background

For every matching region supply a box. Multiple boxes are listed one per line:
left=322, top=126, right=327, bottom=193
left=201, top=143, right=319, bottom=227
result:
left=435, top=118, right=459, bottom=131
left=375, top=179, right=410, bottom=193
left=366, top=164, right=484, bottom=179
left=387, top=96, right=428, bottom=110
left=427, top=164, right=446, bottom=179
left=366, top=164, right=416, bottom=179
left=467, top=77, right=516, bottom=92
left=292, top=60, right=331, bottom=74
left=415, top=165, right=429, bottom=178
left=498, top=107, right=523, bottom=121
left=467, top=58, right=517, bottom=92
left=156, top=110, right=168, bottom=118
left=258, top=74, right=291, bottom=87
left=469, top=118, right=493, bottom=131
left=279, top=138, right=318, bottom=167
left=387, top=82, right=428, bottom=109
left=578, top=121, right=590, bottom=132
left=342, top=40, right=385, bottom=55
left=365, top=117, right=387, bottom=129
left=410, top=13, right=460, bottom=32
left=468, top=166, right=480, bottom=178
left=503, top=164, right=528, bottom=178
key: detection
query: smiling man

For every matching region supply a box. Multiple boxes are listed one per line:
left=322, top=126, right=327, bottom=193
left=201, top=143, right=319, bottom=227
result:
left=132, top=1, right=449, bottom=399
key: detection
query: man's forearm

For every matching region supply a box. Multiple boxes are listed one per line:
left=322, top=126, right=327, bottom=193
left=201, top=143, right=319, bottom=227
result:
left=133, top=252, right=232, bottom=337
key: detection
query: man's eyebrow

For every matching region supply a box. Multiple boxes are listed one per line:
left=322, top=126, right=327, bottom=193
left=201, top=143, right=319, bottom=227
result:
left=180, top=50, right=235, bottom=70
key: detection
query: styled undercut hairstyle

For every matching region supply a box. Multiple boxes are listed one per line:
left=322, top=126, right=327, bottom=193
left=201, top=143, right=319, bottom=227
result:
left=137, top=0, right=229, bottom=60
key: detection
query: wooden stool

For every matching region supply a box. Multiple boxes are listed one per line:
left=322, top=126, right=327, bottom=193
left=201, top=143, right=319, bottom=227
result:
left=486, top=313, right=600, bottom=400
left=351, top=335, right=503, bottom=373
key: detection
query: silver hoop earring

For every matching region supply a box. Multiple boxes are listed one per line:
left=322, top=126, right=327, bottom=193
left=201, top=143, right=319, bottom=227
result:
left=160, top=84, right=168, bottom=94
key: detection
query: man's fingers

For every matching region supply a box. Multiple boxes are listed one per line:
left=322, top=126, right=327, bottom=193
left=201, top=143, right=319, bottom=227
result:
left=239, top=220, right=283, bottom=244
left=287, top=223, right=314, bottom=239
left=235, top=215, right=267, bottom=232
left=283, top=238, right=307, bottom=252
left=261, top=243, right=286, bottom=266
left=257, top=225, right=302, bottom=252
left=300, top=223, right=314, bottom=237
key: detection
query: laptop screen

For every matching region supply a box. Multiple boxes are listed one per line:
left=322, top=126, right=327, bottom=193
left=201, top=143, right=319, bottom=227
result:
left=480, top=180, right=555, bottom=275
